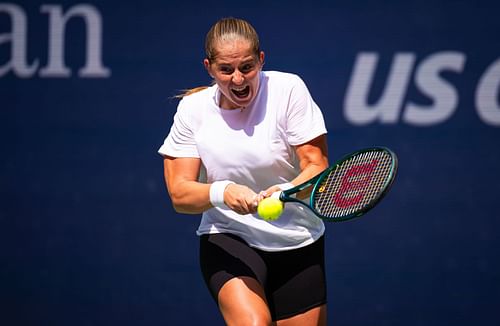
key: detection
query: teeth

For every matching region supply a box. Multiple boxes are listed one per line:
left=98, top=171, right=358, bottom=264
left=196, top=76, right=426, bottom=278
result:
left=232, top=86, right=247, bottom=91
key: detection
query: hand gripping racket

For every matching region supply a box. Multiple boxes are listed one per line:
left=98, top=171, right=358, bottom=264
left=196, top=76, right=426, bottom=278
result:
left=274, top=147, right=398, bottom=222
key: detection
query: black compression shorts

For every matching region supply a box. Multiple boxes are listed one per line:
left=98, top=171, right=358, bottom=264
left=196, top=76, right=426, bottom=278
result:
left=199, top=233, right=327, bottom=321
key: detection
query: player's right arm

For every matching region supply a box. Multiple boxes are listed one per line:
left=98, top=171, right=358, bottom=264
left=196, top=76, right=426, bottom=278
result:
left=163, top=156, right=258, bottom=215
left=163, top=156, right=211, bottom=214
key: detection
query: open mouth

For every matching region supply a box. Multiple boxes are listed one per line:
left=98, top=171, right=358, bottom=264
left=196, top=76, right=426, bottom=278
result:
left=231, top=85, right=250, bottom=99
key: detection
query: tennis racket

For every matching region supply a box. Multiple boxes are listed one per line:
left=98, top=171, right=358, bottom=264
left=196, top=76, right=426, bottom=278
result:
left=274, top=147, right=398, bottom=222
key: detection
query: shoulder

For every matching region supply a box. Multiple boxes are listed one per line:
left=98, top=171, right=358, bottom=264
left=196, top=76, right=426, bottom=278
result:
left=261, top=71, right=311, bottom=100
left=261, top=71, right=309, bottom=95
left=175, top=85, right=214, bottom=116
left=173, top=85, right=214, bottom=128
left=178, top=86, right=212, bottom=108
left=262, top=70, right=304, bottom=85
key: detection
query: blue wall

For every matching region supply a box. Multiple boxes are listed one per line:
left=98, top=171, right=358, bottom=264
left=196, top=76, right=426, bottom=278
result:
left=2, top=0, right=499, bottom=325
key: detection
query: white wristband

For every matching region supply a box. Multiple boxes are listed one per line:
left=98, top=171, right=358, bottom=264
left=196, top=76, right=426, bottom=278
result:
left=210, top=180, right=235, bottom=208
left=271, top=183, right=294, bottom=200
left=277, top=183, right=294, bottom=191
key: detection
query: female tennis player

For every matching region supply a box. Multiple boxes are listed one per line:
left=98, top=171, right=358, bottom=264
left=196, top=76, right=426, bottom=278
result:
left=158, top=17, right=329, bottom=325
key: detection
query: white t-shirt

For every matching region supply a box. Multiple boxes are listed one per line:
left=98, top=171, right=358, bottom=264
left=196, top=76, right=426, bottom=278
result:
left=158, top=71, right=328, bottom=251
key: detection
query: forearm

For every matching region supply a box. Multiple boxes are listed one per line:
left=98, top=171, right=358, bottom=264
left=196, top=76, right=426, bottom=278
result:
left=163, top=156, right=213, bottom=214
left=167, top=180, right=212, bottom=214
left=275, top=134, right=329, bottom=200
left=168, top=180, right=258, bottom=215
left=163, top=156, right=258, bottom=215
left=290, top=159, right=328, bottom=186
left=291, top=134, right=329, bottom=186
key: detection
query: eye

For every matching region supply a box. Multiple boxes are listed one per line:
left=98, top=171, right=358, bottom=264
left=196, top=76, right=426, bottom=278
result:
left=240, top=63, right=255, bottom=73
left=218, top=65, right=233, bottom=74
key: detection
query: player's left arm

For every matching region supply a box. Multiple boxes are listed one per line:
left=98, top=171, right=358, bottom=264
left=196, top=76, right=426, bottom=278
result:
left=292, top=134, right=329, bottom=185
left=261, top=134, right=329, bottom=198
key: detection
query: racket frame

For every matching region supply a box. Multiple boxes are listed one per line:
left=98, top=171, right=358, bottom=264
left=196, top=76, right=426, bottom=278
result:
left=279, top=146, right=398, bottom=222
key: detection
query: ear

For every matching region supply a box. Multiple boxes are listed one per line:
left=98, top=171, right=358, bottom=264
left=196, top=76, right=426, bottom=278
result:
left=259, top=51, right=265, bottom=67
left=203, top=59, right=213, bottom=77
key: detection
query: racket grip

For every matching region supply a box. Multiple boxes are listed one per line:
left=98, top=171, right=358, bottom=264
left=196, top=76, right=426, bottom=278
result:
left=271, top=183, right=293, bottom=201
left=270, top=191, right=282, bottom=200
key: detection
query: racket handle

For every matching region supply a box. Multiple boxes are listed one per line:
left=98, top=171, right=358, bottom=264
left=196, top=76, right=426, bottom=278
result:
left=270, top=183, right=293, bottom=201
left=271, top=191, right=283, bottom=200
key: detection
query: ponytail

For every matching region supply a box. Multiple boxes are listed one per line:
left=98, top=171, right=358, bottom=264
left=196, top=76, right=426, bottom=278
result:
left=174, top=86, right=210, bottom=99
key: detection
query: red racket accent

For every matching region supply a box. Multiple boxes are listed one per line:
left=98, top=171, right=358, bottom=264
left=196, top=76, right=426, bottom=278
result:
left=334, top=159, right=378, bottom=208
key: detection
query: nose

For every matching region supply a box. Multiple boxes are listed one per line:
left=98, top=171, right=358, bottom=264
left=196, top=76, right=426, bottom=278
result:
left=232, top=70, right=244, bottom=85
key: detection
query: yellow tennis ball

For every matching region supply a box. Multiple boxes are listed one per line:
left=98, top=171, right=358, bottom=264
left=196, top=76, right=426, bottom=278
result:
left=257, top=197, right=283, bottom=221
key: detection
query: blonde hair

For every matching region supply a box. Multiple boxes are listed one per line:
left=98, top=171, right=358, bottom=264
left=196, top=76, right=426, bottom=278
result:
left=205, top=17, right=260, bottom=62
left=176, top=17, right=260, bottom=98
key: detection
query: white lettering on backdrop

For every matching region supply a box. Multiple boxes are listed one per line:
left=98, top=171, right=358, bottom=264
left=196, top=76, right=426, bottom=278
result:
left=345, top=52, right=500, bottom=127
left=0, top=3, right=110, bottom=78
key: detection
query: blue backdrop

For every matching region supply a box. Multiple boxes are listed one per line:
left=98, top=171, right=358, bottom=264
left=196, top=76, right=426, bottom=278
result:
left=2, top=0, right=499, bottom=325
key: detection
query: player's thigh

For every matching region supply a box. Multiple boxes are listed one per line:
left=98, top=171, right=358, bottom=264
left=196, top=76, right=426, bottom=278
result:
left=266, top=236, right=327, bottom=321
left=218, top=276, right=273, bottom=326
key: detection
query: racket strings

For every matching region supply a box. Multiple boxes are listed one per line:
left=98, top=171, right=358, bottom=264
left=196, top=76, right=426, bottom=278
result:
left=314, top=150, right=394, bottom=220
